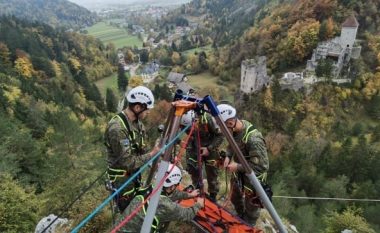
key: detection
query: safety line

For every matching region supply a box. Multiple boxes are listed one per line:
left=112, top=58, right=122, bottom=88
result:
left=273, top=196, right=380, bottom=202
left=70, top=125, right=190, bottom=233
left=110, top=123, right=196, bottom=232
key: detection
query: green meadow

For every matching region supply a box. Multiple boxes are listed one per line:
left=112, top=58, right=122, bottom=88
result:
left=86, top=22, right=142, bottom=49
left=95, top=73, right=119, bottom=98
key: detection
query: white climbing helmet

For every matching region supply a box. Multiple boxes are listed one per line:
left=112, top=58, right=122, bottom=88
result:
left=180, top=110, right=195, bottom=126
left=163, top=164, right=182, bottom=187
left=126, top=86, right=155, bottom=109
left=217, top=104, right=236, bottom=122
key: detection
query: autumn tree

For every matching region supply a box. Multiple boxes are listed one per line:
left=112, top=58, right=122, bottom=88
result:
left=171, top=51, right=181, bottom=65
left=129, top=76, right=144, bottom=88
left=126, top=49, right=135, bottom=63
left=14, top=57, right=34, bottom=78
left=361, top=72, right=380, bottom=100
left=51, top=60, right=62, bottom=77
left=319, top=17, right=335, bottom=41
left=67, top=57, right=81, bottom=75
left=186, top=53, right=201, bottom=72
left=285, top=19, right=320, bottom=63
left=147, top=100, right=171, bottom=130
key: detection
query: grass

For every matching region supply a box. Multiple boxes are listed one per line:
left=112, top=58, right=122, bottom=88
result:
left=187, top=72, right=233, bottom=102
left=95, top=73, right=120, bottom=98
left=86, top=22, right=142, bottom=49
left=183, top=45, right=212, bottom=56
left=187, top=72, right=220, bottom=89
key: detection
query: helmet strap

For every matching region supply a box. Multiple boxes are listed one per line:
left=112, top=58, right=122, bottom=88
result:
left=163, top=185, right=176, bottom=195
left=131, top=104, right=148, bottom=119
left=226, top=117, right=238, bottom=130
left=232, top=117, right=238, bottom=129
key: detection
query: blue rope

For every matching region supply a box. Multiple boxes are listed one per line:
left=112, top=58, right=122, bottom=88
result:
left=71, top=125, right=189, bottom=233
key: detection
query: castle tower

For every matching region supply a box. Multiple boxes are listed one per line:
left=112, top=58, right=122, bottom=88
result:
left=240, top=56, right=269, bottom=94
left=340, top=16, right=359, bottom=49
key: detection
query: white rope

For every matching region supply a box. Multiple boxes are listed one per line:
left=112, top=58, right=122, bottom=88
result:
left=273, top=196, right=380, bottom=202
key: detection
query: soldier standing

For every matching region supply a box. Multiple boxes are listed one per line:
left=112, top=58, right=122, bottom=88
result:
left=180, top=110, right=224, bottom=201
left=104, top=86, right=160, bottom=212
left=217, top=104, right=270, bottom=226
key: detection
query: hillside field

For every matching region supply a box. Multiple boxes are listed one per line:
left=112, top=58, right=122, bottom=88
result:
left=86, top=22, right=142, bottom=48
left=187, top=72, right=233, bottom=102
left=183, top=45, right=212, bottom=56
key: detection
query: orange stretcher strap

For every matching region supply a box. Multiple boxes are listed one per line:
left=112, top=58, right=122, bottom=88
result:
left=178, top=187, right=262, bottom=233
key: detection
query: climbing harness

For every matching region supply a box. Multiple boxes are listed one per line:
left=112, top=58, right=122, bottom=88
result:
left=41, top=111, right=146, bottom=233
left=104, top=112, right=147, bottom=213
left=105, top=112, right=145, bottom=155
left=110, top=123, right=195, bottom=233
left=133, top=186, right=160, bottom=233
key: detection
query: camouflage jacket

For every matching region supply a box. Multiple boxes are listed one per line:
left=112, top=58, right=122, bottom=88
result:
left=104, top=112, right=151, bottom=170
left=189, top=112, right=224, bottom=151
left=227, top=120, right=269, bottom=186
left=117, top=189, right=201, bottom=233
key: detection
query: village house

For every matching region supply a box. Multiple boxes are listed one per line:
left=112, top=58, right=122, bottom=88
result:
left=167, top=72, right=195, bottom=94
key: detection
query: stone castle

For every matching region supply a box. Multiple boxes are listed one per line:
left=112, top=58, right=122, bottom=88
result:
left=306, top=16, right=361, bottom=78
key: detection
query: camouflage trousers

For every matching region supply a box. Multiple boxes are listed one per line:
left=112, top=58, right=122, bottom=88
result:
left=186, top=149, right=220, bottom=196
left=230, top=179, right=261, bottom=226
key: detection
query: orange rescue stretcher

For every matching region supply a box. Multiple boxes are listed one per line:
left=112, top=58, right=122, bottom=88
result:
left=178, top=192, right=263, bottom=233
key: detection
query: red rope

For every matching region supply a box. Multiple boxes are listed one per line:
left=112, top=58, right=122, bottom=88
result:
left=110, top=123, right=196, bottom=233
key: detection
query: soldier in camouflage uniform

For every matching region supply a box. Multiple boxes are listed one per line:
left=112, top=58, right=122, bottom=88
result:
left=116, top=164, right=204, bottom=233
left=217, top=104, right=269, bottom=226
left=104, top=86, right=160, bottom=212
left=180, top=110, right=224, bottom=201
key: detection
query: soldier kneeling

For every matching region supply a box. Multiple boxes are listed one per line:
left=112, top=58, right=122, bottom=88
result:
left=116, top=164, right=204, bottom=233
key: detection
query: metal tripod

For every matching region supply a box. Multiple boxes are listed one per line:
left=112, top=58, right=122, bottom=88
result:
left=141, top=90, right=287, bottom=233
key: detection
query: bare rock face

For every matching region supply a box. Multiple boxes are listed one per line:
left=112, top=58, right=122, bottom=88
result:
left=257, top=209, right=299, bottom=233
left=35, top=214, right=69, bottom=233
